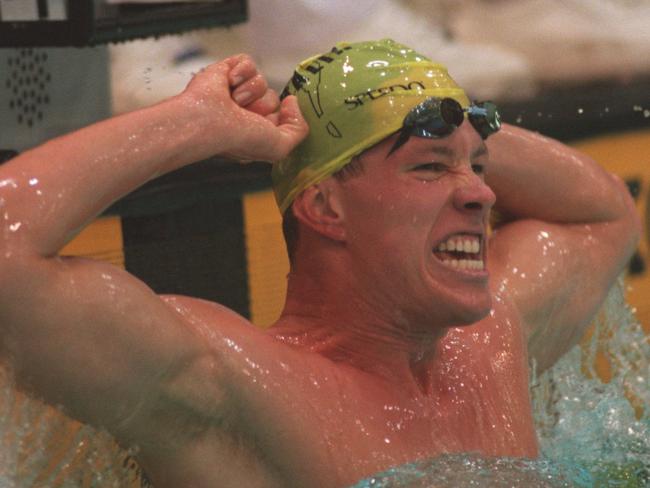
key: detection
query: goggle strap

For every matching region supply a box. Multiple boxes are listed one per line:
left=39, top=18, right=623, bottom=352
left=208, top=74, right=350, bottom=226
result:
left=387, top=128, right=413, bottom=157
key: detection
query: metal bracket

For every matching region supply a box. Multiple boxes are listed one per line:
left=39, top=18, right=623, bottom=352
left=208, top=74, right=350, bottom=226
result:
left=0, top=0, right=247, bottom=47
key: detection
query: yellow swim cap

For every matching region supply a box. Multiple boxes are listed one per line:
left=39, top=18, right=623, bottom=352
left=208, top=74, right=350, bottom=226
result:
left=272, top=39, right=470, bottom=213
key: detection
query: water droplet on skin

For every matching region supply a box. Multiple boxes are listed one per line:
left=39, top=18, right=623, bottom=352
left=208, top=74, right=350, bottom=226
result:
left=0, top=179, right=18, bottom=189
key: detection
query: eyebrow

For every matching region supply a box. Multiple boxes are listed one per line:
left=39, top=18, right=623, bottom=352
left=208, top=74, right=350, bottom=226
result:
left=426, top=143, right=489, bottom=160
left=428, top=146, right=455, bottom=158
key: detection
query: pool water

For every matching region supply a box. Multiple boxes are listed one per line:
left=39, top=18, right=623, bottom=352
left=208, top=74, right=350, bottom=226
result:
left=0, top=278, right=648, bottom=487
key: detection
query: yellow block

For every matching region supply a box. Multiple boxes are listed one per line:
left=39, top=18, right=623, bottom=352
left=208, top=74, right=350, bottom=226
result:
left=60, top=216, right=125, bottom=269
left=243, top=190, right=290, bottom=327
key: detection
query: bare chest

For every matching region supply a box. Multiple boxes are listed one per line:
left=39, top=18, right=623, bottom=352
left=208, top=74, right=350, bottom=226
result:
left=236, top=354, right=537, bottom=486
left=268, top=321, right=537, bottom=485
left=146, top=297, right=538, bottom=488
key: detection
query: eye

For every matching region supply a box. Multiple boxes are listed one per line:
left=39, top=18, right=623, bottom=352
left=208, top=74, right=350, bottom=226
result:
left=471, top=163, right=485, bottom=175
left=411, top=162, right=446, bottom=172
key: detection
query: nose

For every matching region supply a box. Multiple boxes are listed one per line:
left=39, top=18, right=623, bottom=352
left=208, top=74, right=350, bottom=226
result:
left=452, top=172, right=496, bottom=214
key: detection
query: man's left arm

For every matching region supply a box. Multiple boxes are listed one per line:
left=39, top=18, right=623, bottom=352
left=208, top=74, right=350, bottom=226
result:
left=485, top=123, right=641, bottom=372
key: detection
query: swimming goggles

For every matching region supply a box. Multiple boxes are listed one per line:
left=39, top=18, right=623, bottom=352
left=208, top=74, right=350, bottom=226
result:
left=388, top=97, right=501, bottom=155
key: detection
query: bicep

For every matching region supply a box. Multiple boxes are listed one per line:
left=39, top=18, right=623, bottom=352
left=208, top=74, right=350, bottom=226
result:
left=488, top=218, right=636, bottom=371
left=0, top=255, right=215, bottom=437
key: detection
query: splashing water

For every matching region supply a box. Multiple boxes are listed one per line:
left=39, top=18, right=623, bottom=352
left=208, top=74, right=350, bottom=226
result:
left=0, top=372, right=148, bottom=486
left=0, top=278, right=648, bottom=487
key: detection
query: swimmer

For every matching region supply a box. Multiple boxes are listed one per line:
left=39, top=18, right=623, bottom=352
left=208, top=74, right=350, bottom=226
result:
left=0, top=40, right=640, bottom=487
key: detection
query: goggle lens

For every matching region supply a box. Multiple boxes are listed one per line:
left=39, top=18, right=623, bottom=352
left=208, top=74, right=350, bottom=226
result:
left=467, top=101, right=501, bottom=140
left=388, top=97, right=501, bottom=155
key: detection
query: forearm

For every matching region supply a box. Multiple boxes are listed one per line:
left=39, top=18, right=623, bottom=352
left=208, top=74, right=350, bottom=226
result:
left=0, top=54, right=308, bottom=259
left=485, top=124, right=631, bottom=225
left=0, top=94, right=219, bottom=257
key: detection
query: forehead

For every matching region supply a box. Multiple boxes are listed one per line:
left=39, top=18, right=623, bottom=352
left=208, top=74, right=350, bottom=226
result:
left=361, top=120, right=488, bottom=165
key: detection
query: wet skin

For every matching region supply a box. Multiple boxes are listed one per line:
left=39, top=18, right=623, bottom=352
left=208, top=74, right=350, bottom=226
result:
left=135, top=125, right=539, bottom=487
left=141, top=121, right=637, bottom=487
left=0, top=56, right=639, bottom=488
left=143, top=288, right=535, bottom=488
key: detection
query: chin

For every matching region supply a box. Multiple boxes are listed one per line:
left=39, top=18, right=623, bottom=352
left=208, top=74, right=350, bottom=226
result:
left=450, top=302, right=492, bottom=327
left=431, top=290, right=493, bottom=329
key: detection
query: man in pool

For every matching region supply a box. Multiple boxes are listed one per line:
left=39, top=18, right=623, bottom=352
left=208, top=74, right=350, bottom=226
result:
left=0, top=40, right=640, bottom=487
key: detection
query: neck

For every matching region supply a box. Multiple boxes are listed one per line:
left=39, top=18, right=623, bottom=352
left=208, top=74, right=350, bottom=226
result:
left=271, top=264, right=448, bottom=394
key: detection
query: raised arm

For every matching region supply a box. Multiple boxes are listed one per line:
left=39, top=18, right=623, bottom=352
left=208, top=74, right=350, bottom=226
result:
left=485, top=124, right=640, bottom=371
left=0, top=56, right=307, bottom=443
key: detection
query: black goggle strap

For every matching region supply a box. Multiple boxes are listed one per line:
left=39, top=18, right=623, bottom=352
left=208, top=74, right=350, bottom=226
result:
left=388, top=98, right=501, bottom=156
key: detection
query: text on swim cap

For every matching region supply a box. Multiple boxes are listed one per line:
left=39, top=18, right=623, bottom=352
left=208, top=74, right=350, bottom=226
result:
left=281, top=45, right=353, bottom=99
left=344, top=81, right=426, bottom=110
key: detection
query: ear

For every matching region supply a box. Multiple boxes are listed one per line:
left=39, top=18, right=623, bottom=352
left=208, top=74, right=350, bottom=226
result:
left=292, top=183, right=346, bottom=242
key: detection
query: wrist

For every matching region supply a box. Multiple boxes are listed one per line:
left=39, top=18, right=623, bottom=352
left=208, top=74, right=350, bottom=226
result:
left=152, top=93, right=231, bottom=170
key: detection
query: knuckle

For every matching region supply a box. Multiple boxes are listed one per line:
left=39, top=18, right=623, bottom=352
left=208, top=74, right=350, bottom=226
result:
left=253, top=74, right=268, bottom=91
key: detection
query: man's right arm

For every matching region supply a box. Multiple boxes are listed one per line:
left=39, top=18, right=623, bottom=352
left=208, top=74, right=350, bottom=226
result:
left=0, top=55, right=307, bottom=444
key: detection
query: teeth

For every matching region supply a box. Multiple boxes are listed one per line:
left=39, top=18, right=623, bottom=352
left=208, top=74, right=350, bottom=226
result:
left=441, top=258, right=484, bottom=270
left=435, top=235, right=481, bottom=254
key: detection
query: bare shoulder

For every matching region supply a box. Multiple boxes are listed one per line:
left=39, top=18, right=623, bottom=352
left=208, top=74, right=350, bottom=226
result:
left=471, top=287, right=527, bottom=358
left=155, top=295, right=317, bottom=405
left=487, top=215, right=635, bottom=371
left=457, top=291, right=531, bottom=391
left=157, top=294, right=289, bottom=361
left=159, top=294, right=253, bottom=330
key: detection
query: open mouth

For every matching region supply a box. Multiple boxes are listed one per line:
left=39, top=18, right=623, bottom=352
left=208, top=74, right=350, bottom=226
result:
left=432, top=234, right=485, bottom=271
